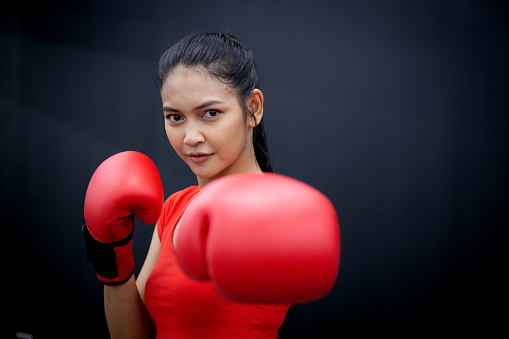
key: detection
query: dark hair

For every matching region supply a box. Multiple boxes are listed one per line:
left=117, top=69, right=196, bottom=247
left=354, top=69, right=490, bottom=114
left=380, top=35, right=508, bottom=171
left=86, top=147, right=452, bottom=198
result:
left=156, top=32, right=273, bottom=173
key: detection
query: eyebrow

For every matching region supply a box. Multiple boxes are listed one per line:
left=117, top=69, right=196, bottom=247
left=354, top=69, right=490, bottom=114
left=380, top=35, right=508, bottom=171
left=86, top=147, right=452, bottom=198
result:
left=163, top=100, right=224, bottom=113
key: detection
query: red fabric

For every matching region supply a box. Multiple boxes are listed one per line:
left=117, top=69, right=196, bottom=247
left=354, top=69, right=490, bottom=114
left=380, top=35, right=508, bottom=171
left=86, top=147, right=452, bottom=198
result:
left=144, top=186, right=290, bottom=339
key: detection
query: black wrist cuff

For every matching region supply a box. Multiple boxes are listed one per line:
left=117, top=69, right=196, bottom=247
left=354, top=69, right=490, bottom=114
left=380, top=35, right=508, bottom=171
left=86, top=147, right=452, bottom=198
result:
left=82, top=223, right=134, bottom=284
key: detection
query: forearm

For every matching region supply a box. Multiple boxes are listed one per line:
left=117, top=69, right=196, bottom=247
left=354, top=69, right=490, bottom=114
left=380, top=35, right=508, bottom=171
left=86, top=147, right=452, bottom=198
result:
left=104, top=275, right=153, bottom=339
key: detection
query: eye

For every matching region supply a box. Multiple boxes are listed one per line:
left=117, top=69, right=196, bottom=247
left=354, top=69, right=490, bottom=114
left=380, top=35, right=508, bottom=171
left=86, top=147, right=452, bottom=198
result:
left=203, top=110, right=220, bottom=120
left=166, top=114, right=184, bottom=124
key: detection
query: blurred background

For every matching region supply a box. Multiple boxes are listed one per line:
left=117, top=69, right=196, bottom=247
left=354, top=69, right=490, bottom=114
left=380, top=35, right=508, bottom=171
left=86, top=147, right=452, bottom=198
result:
left=1, top=0, right=508, bottom=337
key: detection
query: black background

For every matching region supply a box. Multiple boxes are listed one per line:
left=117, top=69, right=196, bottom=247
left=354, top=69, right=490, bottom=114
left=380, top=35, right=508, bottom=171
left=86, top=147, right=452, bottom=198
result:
left=2, top=1, right=508, bottom=338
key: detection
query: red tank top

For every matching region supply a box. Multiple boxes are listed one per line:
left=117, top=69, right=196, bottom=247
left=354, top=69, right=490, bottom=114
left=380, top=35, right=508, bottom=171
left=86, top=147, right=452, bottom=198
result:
left=144, top=186, right=290, bottom=339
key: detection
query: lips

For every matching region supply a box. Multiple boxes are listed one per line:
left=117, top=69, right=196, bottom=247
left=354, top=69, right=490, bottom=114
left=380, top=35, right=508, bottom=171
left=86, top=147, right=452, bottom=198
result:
left=186, top=152, right=213, bottom=164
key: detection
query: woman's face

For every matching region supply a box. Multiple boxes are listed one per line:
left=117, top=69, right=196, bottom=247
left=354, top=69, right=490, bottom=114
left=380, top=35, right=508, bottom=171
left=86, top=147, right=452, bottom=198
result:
left=161, top=66, right=260, bottom=187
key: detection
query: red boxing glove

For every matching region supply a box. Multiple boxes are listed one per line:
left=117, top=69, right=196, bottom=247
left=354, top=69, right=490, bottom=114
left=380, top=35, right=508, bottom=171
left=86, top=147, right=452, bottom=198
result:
left=177, top=173, right=340, bottom=303
left=83, top=151, right=164, bottom=285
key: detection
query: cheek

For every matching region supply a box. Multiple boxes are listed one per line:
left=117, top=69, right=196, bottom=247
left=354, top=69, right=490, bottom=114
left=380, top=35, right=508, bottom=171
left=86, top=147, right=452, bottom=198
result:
left=165, top=126, right=183, bottom=152
left=217, top=119, right=251, bottom=152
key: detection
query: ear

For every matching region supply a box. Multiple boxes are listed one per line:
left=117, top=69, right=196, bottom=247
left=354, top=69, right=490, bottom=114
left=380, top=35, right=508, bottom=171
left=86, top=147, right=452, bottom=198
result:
left=247, top=89, right=264, bottom=127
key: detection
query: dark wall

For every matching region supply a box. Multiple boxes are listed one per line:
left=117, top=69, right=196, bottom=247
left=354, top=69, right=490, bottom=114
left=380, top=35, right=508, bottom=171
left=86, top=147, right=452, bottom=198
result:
left=2, top=1, right=508, bottom=337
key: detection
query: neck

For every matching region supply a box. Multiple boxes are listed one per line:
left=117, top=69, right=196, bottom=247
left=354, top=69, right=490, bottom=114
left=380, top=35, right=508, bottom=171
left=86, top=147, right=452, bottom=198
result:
left=197, top=164, right=263, bottom=189
left=197, top=153, right=262, bottom=188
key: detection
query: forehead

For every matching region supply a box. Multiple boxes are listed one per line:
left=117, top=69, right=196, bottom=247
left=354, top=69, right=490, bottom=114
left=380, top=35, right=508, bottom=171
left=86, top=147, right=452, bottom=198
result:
left=161, top=66, right=235, bottom=107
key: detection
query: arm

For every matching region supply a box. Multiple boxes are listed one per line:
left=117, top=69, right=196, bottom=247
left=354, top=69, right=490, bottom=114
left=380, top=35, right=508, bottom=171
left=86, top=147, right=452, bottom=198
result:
left=137, top=226, right=161, bottom=305
left=105, top=276, right=151, bottom=339
left=105, top=226, right=161, bottom=339
left=82, top=151, right=164, bottom=338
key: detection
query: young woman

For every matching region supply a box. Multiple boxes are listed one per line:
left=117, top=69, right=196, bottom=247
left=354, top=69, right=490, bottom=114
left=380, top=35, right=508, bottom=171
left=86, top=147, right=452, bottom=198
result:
left=83, top=32, right=339, bottom=339
left=103, top=32, right=289, bottom=338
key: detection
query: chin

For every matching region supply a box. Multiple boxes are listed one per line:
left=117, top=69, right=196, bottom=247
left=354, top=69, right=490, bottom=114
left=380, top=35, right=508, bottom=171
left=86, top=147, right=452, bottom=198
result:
left=190, top=166, right=221, bottom=180
left=187, top=158, right=240, bottom=182
left=195, top=167, right=237, bottom=184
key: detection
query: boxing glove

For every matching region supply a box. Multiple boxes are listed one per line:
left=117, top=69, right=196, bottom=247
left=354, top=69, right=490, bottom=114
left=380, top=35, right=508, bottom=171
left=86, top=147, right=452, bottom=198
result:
left=83, top=151, right=164, bottom=285
left=176, top=173, right=340, bottom=303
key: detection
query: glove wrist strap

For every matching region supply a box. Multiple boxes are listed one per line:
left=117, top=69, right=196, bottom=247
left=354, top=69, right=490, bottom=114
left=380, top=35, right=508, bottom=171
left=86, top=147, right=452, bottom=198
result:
left=82, top=224, right=135, bottom=286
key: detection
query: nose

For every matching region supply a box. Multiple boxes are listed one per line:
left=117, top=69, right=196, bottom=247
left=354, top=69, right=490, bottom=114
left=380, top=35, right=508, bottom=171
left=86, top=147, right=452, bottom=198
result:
left=183, top=123, right=205, bottom=146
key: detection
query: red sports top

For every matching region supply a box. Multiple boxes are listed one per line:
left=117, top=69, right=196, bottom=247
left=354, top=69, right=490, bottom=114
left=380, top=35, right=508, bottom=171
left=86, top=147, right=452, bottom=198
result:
left=144, top=186, right=290, bottom=339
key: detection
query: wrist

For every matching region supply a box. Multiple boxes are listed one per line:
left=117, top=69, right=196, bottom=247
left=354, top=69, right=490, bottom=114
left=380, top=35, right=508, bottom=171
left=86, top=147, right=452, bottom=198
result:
left=83, top=224, right=135, bottom=285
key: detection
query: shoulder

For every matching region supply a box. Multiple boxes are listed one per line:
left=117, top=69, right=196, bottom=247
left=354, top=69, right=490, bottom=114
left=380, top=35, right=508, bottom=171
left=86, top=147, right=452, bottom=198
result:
left=158, top=185, right=200, bottom=237
left=165, top=185, right=200, bottom=208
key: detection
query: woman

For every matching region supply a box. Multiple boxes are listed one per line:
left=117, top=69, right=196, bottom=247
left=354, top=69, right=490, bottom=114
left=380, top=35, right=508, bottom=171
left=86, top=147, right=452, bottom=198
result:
left=104, top=32, right=290, bottom=338
left=84, top=31, right=339, bottom=338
